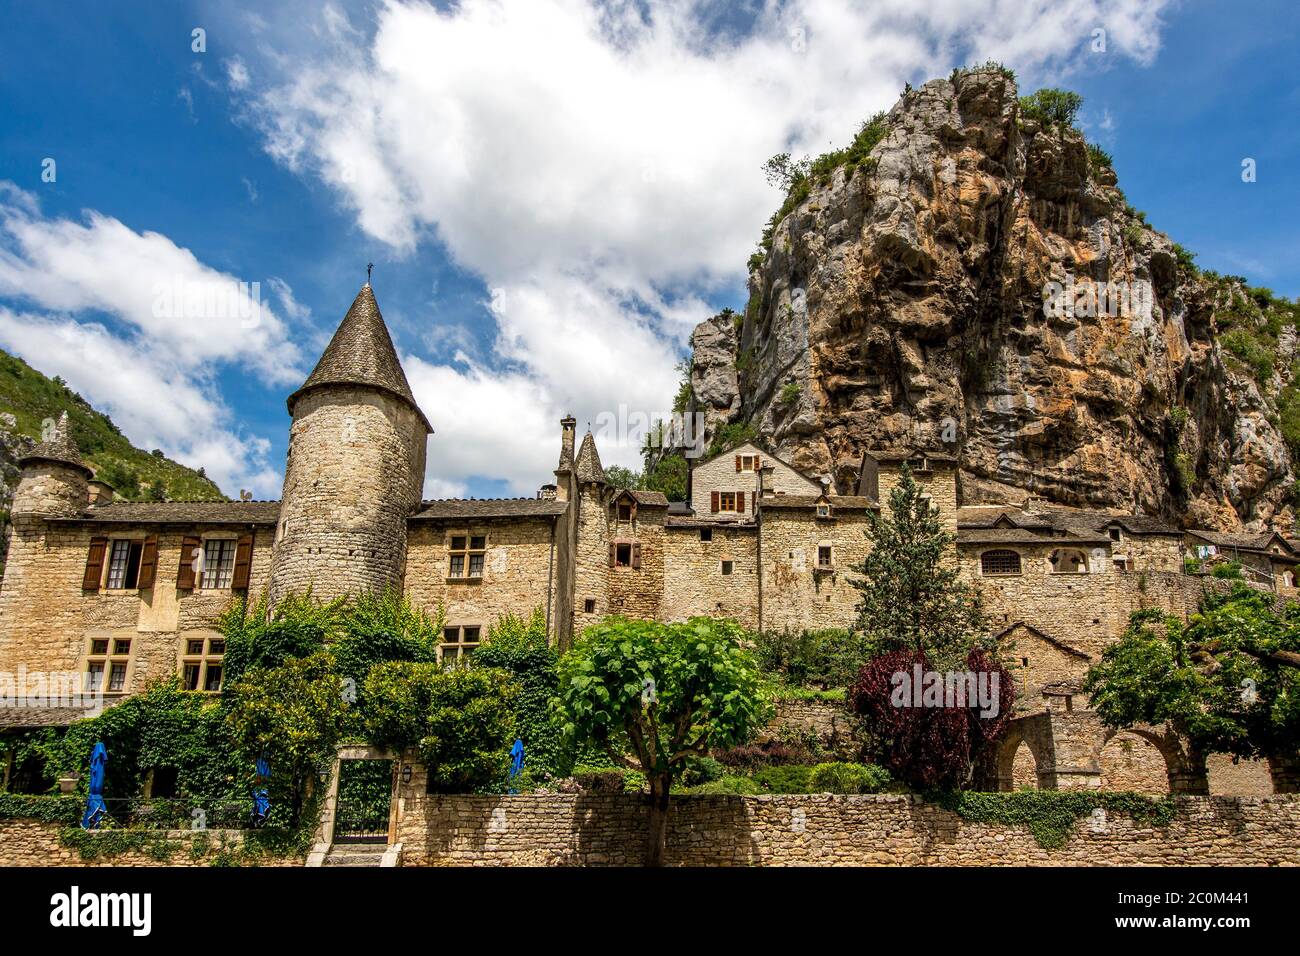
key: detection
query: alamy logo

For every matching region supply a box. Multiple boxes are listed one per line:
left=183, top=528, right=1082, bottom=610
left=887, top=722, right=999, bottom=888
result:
left=890, top=664, right=1002, bottom=718
left=49, top=886, right=151, bottom=936
left=1042, top=277, right=1152, bottom=321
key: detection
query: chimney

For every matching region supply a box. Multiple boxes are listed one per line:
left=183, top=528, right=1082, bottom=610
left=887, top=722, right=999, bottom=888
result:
left=759, top=462, right=776, bottom=498
left=560, top=415, right=576, bottom=464
left=87, top=479, right=116, bottom=506
left=538, top=484, right=557, bottom=501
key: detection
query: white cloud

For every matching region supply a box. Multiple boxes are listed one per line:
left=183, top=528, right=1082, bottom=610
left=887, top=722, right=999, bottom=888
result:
left=230, top=0, right=1173, bottom=493
left=0, top=309, right=281, bottom=498
left=0, top=183, right=306, bottom=497
left=224, top=56, right=251, bottom=91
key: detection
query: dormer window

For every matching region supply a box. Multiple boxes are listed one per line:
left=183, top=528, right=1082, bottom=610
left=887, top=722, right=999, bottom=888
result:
left=617, top=501, right=633, bottom=521
left=816, top=503, right=831, bottom=518
left=1108, top=527, right=1122, bottom=543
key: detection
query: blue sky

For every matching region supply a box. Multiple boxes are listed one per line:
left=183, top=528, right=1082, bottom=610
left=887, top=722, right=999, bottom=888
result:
left=0, top=0, right=1296, bottom=500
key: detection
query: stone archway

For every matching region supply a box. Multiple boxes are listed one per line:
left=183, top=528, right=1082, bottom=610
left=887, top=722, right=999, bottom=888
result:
left=1098, top=726, right=1208, bottom=795
left=1098, top=731, right=1168, bottom=793
left=1011, top=740, right=1039, bottom=789
left=990, top=715, right=1056, bottom=790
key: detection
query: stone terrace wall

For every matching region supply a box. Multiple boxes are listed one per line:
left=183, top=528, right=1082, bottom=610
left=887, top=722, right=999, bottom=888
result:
left=0, top=821, right=299, bottom=867
left=395, top=792, right=1300, bottom=867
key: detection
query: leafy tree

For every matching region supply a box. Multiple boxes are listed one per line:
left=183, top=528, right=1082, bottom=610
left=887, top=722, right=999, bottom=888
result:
left=472, top=609, right=573, bottom=780
left=603, top=465, right=640, bottom=491
left=224, top=652, right=349, bottom=823
left=850, top=464, right=989, bottom=668
left=847, top=647, right=1014, bottom=789
left=363, top=662, right=519, bottom=793
left=554, top=617, right=769, bottom=865
left=640, top=452, right=687, bottom=501
left=1086, top=586, right=1300, bottom=791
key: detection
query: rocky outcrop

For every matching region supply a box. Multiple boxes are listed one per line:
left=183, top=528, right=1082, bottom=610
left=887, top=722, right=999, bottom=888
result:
left=688, top=68, right=1295, bottom=530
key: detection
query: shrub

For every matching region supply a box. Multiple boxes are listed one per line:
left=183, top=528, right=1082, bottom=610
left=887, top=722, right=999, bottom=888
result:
left=679, top=756, right=725, bottom=788
left=1211, top=561, right=1243, bottom=580
left=809, top=761, right=892, bottom=794
left=1183, top=556, right=1203, bottom=574
left=752, top=764, right=814, bottom=794
left=332, top=589, right=442, bottom=694
left=218, top=591, right=342, bottom=688
left=1018, top=88, right=1083, bottom=128
left=753, top=628, right=871, bottom=689
left=779, top=381, right=801, bottom=405
left=713, top=737, right=815, bottom=771
left=363, top=661, right=518, bottom=794
left=1086, top=143, right=1113, bottom=174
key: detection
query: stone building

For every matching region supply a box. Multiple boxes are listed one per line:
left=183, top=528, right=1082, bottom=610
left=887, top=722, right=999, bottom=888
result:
left=2, top=282, right=1297, bottom=795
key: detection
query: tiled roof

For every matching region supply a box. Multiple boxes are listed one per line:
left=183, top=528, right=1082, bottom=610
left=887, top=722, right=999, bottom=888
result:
left=957, top=527, right=1110, bottom=546
left=863, top=448, right=960, bottom=464
left=627, top=489, right=668, bottom=507
left=410, top=498, right=568, bottom=520
left=957, top=503, right=1180, bottom=537
left=287, top=283, right=432, bottom=431
left=18, top=411, right=93, bottom=477
left=665, top=516, right=757, bottom=529
left=0, top=707, right=104, bottom=728
left=60, top=500, right=280, bottom=524
left=1186, top=530, right=1296, bottom=555
left=574, top=432, right=605, bottom=484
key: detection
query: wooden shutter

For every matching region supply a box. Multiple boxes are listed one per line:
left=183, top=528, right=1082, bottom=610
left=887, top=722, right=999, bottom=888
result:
left=738, top=491, right=745, bottom=512
left=82, top=537, right=108, bottom=591
left=608, top=543, right=617, bottom=567
left=735, top=455, right=742, bottom=472
left=136, top=535, right=159, bottom=589
left=711, top=491, right=719, bottom=513
left=177, top=535, right=201, bottom=589
left=632, top=543, right=642, bottom=569
left=232, top=533, right=254, bottom=590
left=755, top=456, right=761, bottom=470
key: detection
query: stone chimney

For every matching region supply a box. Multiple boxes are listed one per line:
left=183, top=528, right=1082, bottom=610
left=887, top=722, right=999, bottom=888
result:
left=554, top=415, right=577, bottom=502
left=87, top=479, right=116, bottom=506
left=538, top=484, right=557, bottom=501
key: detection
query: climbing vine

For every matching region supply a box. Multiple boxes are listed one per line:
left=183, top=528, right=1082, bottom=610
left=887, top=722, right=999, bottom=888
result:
left=933, top=790, right=1177, bottom=849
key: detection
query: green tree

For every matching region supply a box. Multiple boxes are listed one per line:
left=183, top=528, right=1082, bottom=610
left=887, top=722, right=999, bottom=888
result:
left=332, top=589, right=443, bottom=696
left=224, top=652, right=349, bottom=823
left=1018, top=88, right=1083, bottom=127
left=850, top=465, right=988, bottom=668
left=603, top=465, right=640, bottom=491
left=554, top=617, right=769, bottom=866
left=217, top=591, right=343, bottom=687
left=363, top=662, right=519, bottom=793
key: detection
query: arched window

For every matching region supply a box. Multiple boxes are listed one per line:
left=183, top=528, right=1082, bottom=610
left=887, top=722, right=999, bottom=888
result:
left=1049, top=548, right=1089, bottom=574
left=981, top=549, right=1022, bottom=576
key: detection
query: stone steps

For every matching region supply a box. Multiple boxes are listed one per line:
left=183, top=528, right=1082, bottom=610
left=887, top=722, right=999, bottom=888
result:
left=323, top=845, right=388, bottom=867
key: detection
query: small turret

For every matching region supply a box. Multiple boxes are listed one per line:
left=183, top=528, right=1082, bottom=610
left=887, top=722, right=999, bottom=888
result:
left=13, top=412, right=92, bottom=521
left=574, top=430, right=606, bottom=487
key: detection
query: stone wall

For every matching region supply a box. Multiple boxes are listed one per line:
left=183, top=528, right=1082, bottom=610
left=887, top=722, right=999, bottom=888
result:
left=661, top=523, right=759, bottom=627
left=0, top=821, right=295, bottom=867
left=607, top=505, right=665, bottom=619
left=394, top=790, right=1300, bottom=867
left=404, top=517, right=558, bottom=641
left=270, top=386, right=426, bottom=602
left=760, top=506, right=872, bottom=632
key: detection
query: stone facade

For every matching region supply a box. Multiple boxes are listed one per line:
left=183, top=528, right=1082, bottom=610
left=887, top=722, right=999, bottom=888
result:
left=393, top=788, right=1300, bottom=867
left=0, top=821, right=298, bottom=867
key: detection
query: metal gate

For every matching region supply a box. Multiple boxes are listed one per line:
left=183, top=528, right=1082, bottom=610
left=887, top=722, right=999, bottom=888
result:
left=333, top=759, right=393, bottom=844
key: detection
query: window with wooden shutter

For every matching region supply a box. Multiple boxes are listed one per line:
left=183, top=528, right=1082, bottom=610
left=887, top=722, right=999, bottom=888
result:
left=735, top=455, right=742, bottom=472
left=82, top=537, right=108, bottom=591
left=232, top=533, right=254, bottom=590
left=608, top=543, right=617, bottom=567
left=631, top=543, right=642, bottom=569
left=136, top=535, right=159, bottom=589
left=177, top=535, right=201, bottom=589
left=711, top=491, right=720, bottom=513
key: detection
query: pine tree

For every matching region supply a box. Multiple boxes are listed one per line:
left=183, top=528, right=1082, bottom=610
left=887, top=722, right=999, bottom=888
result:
left=851, top=464, right=988, bottom=668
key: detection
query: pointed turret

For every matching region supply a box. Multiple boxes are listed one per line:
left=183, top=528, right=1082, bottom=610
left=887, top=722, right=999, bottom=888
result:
left=287, top=282, right=432, bottom=433
left=575, top=431, right=606, bottom=485
left=13, top=411, right=92, bottom=520
left=19, top=411, right=92, bottom=478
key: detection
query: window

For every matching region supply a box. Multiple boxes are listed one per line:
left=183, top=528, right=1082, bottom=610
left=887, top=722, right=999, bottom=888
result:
left=699, top=527, right=713, bottom=542
left=105, top=539, right=143, bottom=589
left=1108, top=526, right=1122, bottom=543
left=1113, top=557, right=1129, bottom=572
left=1049, top=549, right=1088, bottom=574
left=817, top=545, right=833, bottom=569
left=85, top=636, right=131, bottom=694
left=718, top=492, right=739, bottom=512
left=816, top=503, right=831, bottom=518
left=180, top=635, right=225, bottom=692
left=440, top=625, right=481, bottom=664
left=200, top=539, right=237, bottom=589
left=146, top=767, right=179, bottom=800
left=584, top=599, right=596, bottom=613
left=980, top=550, right=1022, bottom=576
left=617, top=502, right=633, bottom=521
left=448, top=534, right=486, bottom=579
left=721, top=560, right=734, bottom=575
left=738, top=454, right=758, bottom=472
left=615, top=543, right=633, bottom=567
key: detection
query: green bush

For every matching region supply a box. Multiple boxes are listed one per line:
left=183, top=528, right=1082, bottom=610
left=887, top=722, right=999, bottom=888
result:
left=752, top=764, right=814, bottom=794
left=1211, top=561, right=1243, bottom=580
left=332, top=589, right=442, bottom=694
left=1086, top=143, right=1113, bottom=174
left=682, top=775, right=762, bottom=795
left=1183, top=556, right=1203, bottom=574
left=1018, top=88, right=1083, bottom=127
left=808, top=762, right=892, bottom=794
left=218, top=591, right=342, bottom=688
left=680, top=756, right=725, bottom=787
left=754, top=628, right=871, bottom=689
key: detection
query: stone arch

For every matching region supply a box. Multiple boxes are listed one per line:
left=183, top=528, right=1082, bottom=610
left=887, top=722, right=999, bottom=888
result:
left=1098, top=730, right=1168, bottom=793
left=1096, top=726, right=1207, bottom=794
left=992, top=716, right=1055, bottom=791
left=1011, top=740, right=1039, bottom=789
left=1048, top=548, right=1089, bottom=574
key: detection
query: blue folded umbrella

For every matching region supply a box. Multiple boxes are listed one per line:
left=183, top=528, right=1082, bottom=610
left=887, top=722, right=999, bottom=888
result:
left=81, top=742, right=107, bottom=830
left=251, top=753, right=271, bottom=827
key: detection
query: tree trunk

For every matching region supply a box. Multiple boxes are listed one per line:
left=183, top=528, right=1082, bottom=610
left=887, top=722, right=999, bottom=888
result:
left=645, top=775, right=672, bottom=867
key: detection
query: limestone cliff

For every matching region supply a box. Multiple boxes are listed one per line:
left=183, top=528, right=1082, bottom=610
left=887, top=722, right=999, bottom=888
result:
left=687, top=67, right=1299, bottom=530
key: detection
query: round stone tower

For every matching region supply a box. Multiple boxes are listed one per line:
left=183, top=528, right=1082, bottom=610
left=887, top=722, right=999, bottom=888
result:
left=268, top=282, right=432, bottom=603
left=12, top=411, right=93, bottom=524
